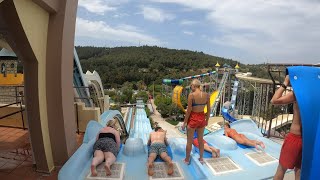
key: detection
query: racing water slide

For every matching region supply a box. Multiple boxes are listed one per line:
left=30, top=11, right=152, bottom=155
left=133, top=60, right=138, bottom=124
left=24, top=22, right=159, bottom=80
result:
left=221, top=80, right=239, bottom=122
left=58, top=110, right=129, bottom=180
left=59, top=100, right=285, bottom=179
left=287, top=66, right=320, bottom=180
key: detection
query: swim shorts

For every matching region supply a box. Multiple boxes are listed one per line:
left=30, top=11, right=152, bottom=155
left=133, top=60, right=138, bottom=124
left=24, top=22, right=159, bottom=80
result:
left=149, top=143, right=167, bottom=156
left=279, top=133, right=302, bottom=169
left=188, top=112, right=207, bottom=129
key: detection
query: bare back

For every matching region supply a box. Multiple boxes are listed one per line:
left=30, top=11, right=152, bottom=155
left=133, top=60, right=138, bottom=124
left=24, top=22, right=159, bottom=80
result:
left=150, top=131, right=166, bottom=144
left=290, top=102, right=302, bottom=135
left=191, top=91, right=209, bottom=112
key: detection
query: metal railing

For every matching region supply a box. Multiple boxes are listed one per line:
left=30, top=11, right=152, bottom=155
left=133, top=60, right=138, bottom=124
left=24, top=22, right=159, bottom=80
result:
left=265, top=63, right=320, bottom=138
left=0, top=85, right=25, bottom=129
left=237, top=63, right=320, bottom=138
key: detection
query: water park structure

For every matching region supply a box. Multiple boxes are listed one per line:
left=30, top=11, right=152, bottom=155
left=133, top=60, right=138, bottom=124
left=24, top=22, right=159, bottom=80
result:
left=0, top=1, right=319, bottom=180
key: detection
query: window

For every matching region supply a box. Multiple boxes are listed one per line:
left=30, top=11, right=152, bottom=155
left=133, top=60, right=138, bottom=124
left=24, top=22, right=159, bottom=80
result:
left=1, top=63, right=5, bottom=74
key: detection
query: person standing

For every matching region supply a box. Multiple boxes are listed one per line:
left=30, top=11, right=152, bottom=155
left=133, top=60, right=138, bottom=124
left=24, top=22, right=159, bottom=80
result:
left=271, top=75, right=302, bottom=180
left=182, top=79, right=210, bottom=164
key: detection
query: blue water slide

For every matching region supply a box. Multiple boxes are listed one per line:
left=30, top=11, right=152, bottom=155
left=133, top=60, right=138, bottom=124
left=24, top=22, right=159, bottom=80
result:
left=230, top=80, right=239, bottom=109
left=222, top=80, right=239, bottom=122
left=221, top=108, right=238, bottom=123
left=288, top=66, right=320, bottom=180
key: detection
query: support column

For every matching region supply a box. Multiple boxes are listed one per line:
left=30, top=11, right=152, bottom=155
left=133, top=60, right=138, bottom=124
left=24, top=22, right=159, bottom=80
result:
left=45, top=0, right=78, bottom=165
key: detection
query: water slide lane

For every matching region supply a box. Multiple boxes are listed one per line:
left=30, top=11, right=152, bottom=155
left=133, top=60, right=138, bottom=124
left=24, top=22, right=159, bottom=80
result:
left=288, top=66, right=320, bottom=180
left=172, top=85, right=186, bottom=113
left=204, top=90, right=219, bottom=114
left=221, top=80, right=239, bottom=122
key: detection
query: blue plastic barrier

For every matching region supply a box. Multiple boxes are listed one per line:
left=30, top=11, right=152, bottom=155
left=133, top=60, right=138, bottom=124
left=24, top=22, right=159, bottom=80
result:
left=288, top=66, right=320, bottom=180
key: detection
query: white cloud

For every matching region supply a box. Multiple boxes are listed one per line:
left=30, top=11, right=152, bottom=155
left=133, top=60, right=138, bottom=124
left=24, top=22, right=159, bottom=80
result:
left=141, top=6, right=175, bottom=22
left=115, top=24, right=143, bottom=32
left=113, top=13, right=129, bottom=18
left=75, top=18, right=162, bottom=45
left=150, top=0, right=215, bottom=10
left=150, top=0, right=320, bottom=63
left=78, top=0, right=117, bottom=15
left=180, top=20, right=198, bottom=26
left=183, top=31, right=194, bottom=36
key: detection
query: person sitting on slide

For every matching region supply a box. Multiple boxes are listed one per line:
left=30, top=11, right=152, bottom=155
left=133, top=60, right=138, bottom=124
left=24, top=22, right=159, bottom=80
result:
left=193, top=138, right=220, bottom=158
left=224, top=122, right=265, bottom=150
left=147, top=127, right=173, bottom=176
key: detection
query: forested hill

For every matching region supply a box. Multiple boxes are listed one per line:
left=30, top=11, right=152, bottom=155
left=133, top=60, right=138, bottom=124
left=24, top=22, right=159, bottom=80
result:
left=76, top=46, right=268, bottom=88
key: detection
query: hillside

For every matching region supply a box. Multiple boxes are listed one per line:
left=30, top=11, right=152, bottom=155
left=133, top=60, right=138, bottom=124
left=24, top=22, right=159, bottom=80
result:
left=76, top=46, right=269, bottom=88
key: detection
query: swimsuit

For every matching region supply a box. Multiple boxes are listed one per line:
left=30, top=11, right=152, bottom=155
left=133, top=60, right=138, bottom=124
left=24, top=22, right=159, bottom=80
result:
left=93, top=132, right=119, bottom=157
left=191, top=92, right=208, bottom=107
left=279, top=133, right=302, bottom=169
left=149, top=142, right=167, bottom=156
left=193, top=138, right=208, bottom=148
left=188, top=93, right=209, bottom=128
left=188, top=112, right=207, bottom=128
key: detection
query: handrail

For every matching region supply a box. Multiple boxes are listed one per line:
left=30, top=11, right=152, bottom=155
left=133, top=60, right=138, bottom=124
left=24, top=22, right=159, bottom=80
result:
left=0, top=102, right=20, bottom=108
left=0, top=109, right=25, bottom=120
left=0, top=85, right=25, bottom=129
left=211, top=71, right=229, bottom=116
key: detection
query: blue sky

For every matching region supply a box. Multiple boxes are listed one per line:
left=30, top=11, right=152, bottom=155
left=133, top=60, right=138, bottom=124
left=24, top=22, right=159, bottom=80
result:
left=75, top=0, right=320, bottom=64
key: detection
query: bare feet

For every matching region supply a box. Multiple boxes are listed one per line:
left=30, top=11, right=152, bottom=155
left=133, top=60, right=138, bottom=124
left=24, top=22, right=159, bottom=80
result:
left=91, top=165, right=97, bottom=176
left=148, top=163, right=154, bottom=176
left=105, top=164, right=112, bottom=176
left=198, top=158, right=204, bottom=164
left=167, top=162, right=173, bottom=175
left=183, top=158, right=190, bottom=165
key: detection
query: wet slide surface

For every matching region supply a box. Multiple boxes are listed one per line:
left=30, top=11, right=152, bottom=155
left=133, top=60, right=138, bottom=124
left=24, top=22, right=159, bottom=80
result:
left=288, top=66, right=320, bottom=180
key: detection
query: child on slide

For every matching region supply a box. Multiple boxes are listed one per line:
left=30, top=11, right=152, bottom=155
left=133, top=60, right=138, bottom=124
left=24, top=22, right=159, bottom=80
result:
left=193, top=138, right=220, bottom=158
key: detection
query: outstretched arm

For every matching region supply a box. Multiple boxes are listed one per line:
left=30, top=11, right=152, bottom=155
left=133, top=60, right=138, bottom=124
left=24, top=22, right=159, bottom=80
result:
left=271, top=75, right=296, bottom=105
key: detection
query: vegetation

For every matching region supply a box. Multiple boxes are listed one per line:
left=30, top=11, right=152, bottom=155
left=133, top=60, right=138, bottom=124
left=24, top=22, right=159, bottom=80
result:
left=76, top=46, right=270, bottom=89
left=76, top=46, right=275, bottom=121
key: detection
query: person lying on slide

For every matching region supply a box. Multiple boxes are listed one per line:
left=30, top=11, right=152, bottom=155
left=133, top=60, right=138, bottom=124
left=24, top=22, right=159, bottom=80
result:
left=147, top=127, right=173, bottom=176
left=224, top=122, right=265, bottom=150
left=193, top=138, right=220, bottom=158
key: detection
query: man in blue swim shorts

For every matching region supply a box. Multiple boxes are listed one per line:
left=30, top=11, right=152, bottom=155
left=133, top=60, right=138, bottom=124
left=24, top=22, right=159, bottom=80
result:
left=147, top=127, right=173, bottom=176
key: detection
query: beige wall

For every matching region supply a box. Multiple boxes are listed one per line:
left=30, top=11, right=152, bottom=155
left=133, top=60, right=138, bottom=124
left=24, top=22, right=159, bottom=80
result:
left=13, top=0, right=53, bottom=171
left=75, top=102, right=101, bottom=132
